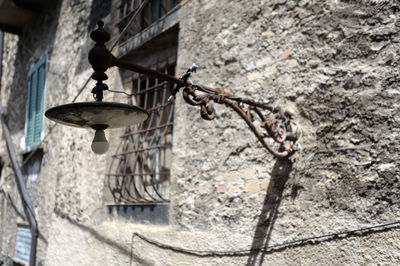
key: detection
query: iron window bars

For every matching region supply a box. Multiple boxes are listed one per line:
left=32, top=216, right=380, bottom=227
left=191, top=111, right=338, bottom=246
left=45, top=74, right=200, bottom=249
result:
left=107, top=64, right=175, bottom=203
left=116, top=0, right=179, bottom=44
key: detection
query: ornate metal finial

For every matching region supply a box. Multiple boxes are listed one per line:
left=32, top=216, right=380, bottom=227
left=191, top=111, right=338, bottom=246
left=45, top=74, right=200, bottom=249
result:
left=90, top=21, right=110, bottom=46
left=88, top=21, right=114, bottom=101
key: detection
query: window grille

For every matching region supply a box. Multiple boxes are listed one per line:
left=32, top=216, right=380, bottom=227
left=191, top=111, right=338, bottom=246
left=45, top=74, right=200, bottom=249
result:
left=116, top=0, right=179, bottom=43
left=25, top=56, right=46, bottom=148
left=107, top=64, right=175, bottom=203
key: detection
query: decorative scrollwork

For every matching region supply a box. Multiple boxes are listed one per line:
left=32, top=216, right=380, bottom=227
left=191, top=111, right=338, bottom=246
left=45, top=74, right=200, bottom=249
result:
left=174, top=66, right=299, bottom=158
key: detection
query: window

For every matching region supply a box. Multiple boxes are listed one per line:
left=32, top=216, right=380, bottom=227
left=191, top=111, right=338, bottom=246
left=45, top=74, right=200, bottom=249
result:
left=25, top=57, right=47, bottom=149
left=117, top=0, right=179, bottom=43
left=22, top=150, right=43, bottom=183
left=12, top=223, right=31, bottom=265
left=107, top=64, right=175, bottom=203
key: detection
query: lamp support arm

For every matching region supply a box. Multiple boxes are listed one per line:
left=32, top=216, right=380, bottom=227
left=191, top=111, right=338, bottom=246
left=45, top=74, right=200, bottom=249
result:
left=110, top=56, right=182, bottom=85
left=88, top=21, right=300, bottom=158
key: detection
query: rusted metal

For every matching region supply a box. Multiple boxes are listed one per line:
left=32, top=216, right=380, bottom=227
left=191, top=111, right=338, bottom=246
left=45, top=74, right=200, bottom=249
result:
left=180, top=81, right=297, bottom=158
left=107, top=65, right=174, bottom=203
left=139, top=65, right=297, bottom=157
left=0, top=103, right=38, bottom=266
left=174, top=66, right=298, bottom=158
left=106, top=62, right=298, bottom=203
left=112, top=57, right=181, bottom=84
left=86, top=20, right=300, bottom=202
left=88, top=21, right=299, bottom=160
left=108, top=60, right=298, bottom=157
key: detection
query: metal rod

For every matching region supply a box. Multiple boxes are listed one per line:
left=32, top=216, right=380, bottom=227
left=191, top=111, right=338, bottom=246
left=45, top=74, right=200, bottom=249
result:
left=1, top=30, right=38, bottom=265
left=0, top=30, right=3, bottom=254
left=0, top=31, right=2, bottom=91
left=111, top=57, right=232, bottom=96
left=0, top=103, right=38, bottom=266
left=112, top=144, right=168, bottom=157
left=121, top=122, right=173, bottom=137
left=112, top=56, right=182, bottom=85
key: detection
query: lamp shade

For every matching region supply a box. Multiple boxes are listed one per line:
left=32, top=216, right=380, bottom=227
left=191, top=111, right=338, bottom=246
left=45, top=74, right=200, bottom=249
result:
left=45, top=102, right=148, bottom=128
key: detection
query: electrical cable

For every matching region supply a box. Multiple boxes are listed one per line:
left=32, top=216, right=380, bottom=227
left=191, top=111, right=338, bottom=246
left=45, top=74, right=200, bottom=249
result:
left=129, top=233, right=135, bottom=266
left=130, top=220, right=400, bottom=264
left=109, top=0, right=149, bottom=51
left=108, top=89, right=136, bottom=97
left=113, top=0, right=191, bottom=51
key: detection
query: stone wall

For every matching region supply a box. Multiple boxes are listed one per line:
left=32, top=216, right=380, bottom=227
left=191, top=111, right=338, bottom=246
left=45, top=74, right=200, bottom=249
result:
left=0, top=0, right=399, bottom=265
left=170, top=0, right=400, bottom=264
left=0, top=0, right=114, bottom=264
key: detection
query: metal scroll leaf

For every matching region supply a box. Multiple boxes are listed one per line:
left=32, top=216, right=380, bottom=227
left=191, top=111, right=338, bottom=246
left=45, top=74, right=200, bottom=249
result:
left=180, top=84, right=298, bottom=158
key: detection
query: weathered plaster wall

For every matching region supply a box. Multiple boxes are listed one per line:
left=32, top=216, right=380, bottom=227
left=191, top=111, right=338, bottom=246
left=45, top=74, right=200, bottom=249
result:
left=0, top=0, right=115, bottom=264
left=0, top=1, right=63, bottom=263
left=1, top=0, right=400, bottom=265
left=169, top=0, right=400, bottom=264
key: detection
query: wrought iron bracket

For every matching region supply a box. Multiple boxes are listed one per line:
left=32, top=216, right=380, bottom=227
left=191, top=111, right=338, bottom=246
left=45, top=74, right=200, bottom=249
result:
left=88, top=21, right=300, bottom=158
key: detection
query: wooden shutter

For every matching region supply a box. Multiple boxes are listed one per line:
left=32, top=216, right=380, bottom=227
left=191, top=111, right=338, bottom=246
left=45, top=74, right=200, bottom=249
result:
left=25, top=57, right=46, bottom=148
left=12, top=224, right=31, bottom=265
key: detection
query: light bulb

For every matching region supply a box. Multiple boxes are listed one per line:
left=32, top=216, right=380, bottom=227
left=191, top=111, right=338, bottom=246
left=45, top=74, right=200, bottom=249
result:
left=91, top=129, right=109, bottom=154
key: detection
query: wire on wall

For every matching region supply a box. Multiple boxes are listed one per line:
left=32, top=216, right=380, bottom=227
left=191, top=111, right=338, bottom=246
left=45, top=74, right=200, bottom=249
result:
left=130, top=220, right=400, bottom=264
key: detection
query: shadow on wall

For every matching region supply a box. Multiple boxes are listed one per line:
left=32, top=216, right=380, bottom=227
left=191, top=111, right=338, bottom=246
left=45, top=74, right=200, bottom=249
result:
left=53, top=208, right=153, bottom=265
left=65, top=216, right=131, bottom=257
left=246, top=158, right=292, bottom=266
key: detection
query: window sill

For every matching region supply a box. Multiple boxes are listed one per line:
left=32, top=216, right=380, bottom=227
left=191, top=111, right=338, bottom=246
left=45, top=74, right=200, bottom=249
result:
left=106, top=203, right=169, bottom=224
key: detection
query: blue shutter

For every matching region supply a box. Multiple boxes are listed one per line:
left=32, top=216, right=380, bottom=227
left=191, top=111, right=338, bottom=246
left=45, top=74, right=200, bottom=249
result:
left=25, top=76, right=32, bottom=148
left=13, top=225, right=32, bottom=264
left=26, top=71, right=37, bottom=147
left=34, top=63, right=46, bottom=143
left=26, top=56, right=46, bottom=148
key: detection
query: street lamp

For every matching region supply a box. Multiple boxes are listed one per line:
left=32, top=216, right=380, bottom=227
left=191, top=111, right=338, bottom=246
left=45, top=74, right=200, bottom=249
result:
left=45, top=21, right=299, bottom=158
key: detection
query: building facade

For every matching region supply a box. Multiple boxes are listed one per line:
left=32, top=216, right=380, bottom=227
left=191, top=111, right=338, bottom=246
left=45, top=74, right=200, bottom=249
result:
left=1, top=0, right=400, bottom=265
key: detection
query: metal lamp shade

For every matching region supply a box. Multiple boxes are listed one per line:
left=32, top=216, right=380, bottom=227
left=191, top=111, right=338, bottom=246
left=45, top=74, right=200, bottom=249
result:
left=45, top=102, right=148, bottom=128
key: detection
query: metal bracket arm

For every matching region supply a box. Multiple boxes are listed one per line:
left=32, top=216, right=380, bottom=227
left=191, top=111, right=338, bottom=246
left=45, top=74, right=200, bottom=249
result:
left=88, top=21, right=299, bottom=158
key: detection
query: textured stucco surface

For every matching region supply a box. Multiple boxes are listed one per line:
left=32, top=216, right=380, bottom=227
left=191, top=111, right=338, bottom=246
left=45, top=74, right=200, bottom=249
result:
left=170, top=0, right=400, bottom=264
left=0, top=0, right=399, bottom=265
